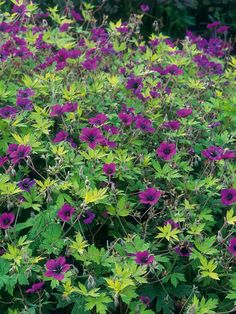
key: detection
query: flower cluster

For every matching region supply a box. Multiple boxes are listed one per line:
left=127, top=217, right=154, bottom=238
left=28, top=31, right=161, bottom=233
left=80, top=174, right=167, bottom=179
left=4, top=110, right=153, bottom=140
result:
left=0, top=3, right=235, bottom=314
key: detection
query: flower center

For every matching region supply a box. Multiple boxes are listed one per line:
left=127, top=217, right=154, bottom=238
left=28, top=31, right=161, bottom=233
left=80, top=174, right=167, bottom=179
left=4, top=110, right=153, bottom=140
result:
left=18, top=151, right=25, bottom=157
left=140, top=256, right=148, bottom=263
left=210, top=151, right=217, bottom=157
left=64, top=211, right=71, bottom=217
left=87, top=135, right=95, bottom=142
left=226, top=193, right=233, bottom=200
left=132, top=82, right=139, bottom=89
left=180, top=247, right=189, bottom=255
left=164, top=148, right=171, bottom=154
left=3, top=218, right=10, bottom=225
left=146, top=195, right=154, bottom=201
left=54, top=265, right=63, bottom=274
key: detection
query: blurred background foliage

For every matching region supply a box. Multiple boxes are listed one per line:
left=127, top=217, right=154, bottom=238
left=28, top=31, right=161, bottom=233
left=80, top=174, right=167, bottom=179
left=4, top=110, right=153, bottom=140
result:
left=3, top=0, right=236, bottom=39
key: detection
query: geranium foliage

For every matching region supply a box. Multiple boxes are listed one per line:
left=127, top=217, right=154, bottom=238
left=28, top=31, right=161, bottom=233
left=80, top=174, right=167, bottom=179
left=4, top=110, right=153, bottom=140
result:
left=0, top=1, right=236, bottom=313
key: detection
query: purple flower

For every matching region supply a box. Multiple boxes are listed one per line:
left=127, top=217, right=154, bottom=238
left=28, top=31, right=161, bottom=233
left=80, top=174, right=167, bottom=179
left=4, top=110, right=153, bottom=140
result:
left=140, top=295, right=151, bottom=306
left=216, top=26, right=230, bottom=33
left=57, top=204, right=75, bottom=222
left=164, top=219, right=180, bottom=229
left=103, top=124, right=120, bottom=135
left=118, top=112, right=133, bottom=126
left=59, top=23, right=70, bottom=32
left=162, top=120, right=181, bottom=130
left=16, top=88, right=34, bottom=111
left=222, top=150, right=235, bottom=159
left=175, top=243, right=193, bottom=257
left=63, top=102, right=78, bottom=113
left=26, top=282, right=44, bottom=293
left=208, top=121, right=221, bottom=128
left=89, top=113, right=108, bottom=126
left=201, top=146, right=223, bottom=161
left=9, top=144, right=31, bottom=164
left=135, top=251, right=154, bottom=265
left=82, top=58, right=98, bottom=71
left=207, top=21, right=220, bottom=29
left=0, top=156, right=8, bottom=167
left=140, top=4, right=150, bottom=12
left=139, top=188, right=161, bottom=206
left=18, top=178, right=35, bottom=192
left=12, top=4, right=27, bottom=15
left=228, top=238, right=236, bottom=256
left=101, top=138, right=117, bottom=149
left=135, top=116, right=155, bottom=133
left=0, top=106, right=17, bottom=119
left=53, top=131, right=68, bottom=143
left=165, top=64, right=183, bottom=76
left=221, top=189, right=236, bottom=205
left=103, top=163, right=116, bottom=176
left=82, top=210, right=96, bottom=224
left=126, top=76, right=143, bottom=91
left=50, top=104, right=65, bottom=117
left=80, top=127, right=104, bottom=149
left=156, top=142, right=176, bottom=160
left=176, top=108, right=193, bottom=118
left=71, top=9, right=83, bottom=21
left=7, top=143, right=18, bottom=155
left=44, top=256, right=70, bottom=281
left=0, top=212, right=15, bottom=229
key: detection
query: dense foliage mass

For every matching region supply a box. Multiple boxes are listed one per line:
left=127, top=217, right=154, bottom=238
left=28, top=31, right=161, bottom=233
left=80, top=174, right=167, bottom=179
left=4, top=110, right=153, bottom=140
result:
left=0, top=1, right=236, bottom=313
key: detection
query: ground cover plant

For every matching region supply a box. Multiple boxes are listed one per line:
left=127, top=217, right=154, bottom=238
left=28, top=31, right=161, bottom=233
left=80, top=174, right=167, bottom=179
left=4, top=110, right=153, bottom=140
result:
left=0, top=1, right=236, bottom=313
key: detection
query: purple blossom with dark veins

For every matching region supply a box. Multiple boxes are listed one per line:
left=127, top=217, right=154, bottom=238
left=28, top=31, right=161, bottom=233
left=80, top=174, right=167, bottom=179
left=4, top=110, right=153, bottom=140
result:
left=201, top=146, right=223, bottom=161
left=135, top=116, right=155, bottom=133
left=18, top=178, right=35, bottom=192
left=118, top=112, right=133, bottom=126
left=135, top=251, right=154, bottom=265
left=126, top=76, right=143, bottom=91
left=103, top=163, right=116, bottom=176
left=82, top=57, right=98, bottom=71
left=0, top=212, right=15, bottom=229
left=9, top=144, right=31, bottom=164
left=175, top=243, right=193, bottom=257
left=103, top=124, right=120, bottom=135
left=222, top=150, right=235, bottom=159
left=228, top=238, right=236, bottom=256
left=0, top=106, right=17, bottom=118
left=57, top=203, right=75, bottom=222
left=162, top=120, right=181, bottom=130
left=0, top=156, right=8, bottom=167
left=216, top=25, right=230, bottom=33
left=156, top=142, right=177, bottom=160
left=89, top=113, right=108, bottom=126
left=44, top=257, right=70, bottom=281
left=53, top=131, right=68, bottom=143
left=164, top=219, right=180, bottom=229
left=50, top=104, right=65, bottom=117
left=176, top=108, right=193, bottom=118
left=139, top=188, right=161, bottom=206
left=26, top=282, right=45, bottom=293
left=207, top=21, right=220, bottom=29
left=82, top=210, right=96, bottom=224
left=7, top=143, right=18, bottom=155
left=59, top=23, right=70, bottom=32
left=80, top=127, right=104, bottom=149
left=221, top=189, right=236, bottom=205
left=140, top=295, right=151, bottom=306
left=101, top=138, right=117, bottom=149
left=140, top=4, right=150, bottom=12
left=63, top=102, right=78, bottom=113
left=71, top=9, right=83, bottom=21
